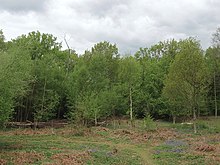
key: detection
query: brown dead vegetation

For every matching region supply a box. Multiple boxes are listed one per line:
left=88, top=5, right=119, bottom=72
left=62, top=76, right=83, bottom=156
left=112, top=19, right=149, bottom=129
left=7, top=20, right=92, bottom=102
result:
left=9, top=151, right=44, bottom=165
left=0, top=159, right=7, bottom=165
left=0, top=151, right=90, bottom=165
left=48, top=151, right=90, bottom=165
left=186, top=135, right=220, bottom=164
left=113, top=128, right=178, bottom=144
left=195, top=144, right=216, bottom=152
left=7, top=120, right=68, bottom=129
left=192, top=144, right=220, bottom=164
left=0, top=128, right=54, bottom=136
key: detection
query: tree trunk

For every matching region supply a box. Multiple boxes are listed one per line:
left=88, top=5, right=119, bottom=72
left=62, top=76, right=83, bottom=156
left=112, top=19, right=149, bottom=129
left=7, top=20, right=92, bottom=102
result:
left=41, top=77, right=47, bottom=113
left=25, top=97, right=29, bottom=121
left=193, top=108, right=197, bottom=134
left=129, top=87, right=134, bottom=128
left=113, top=109, right=116, bottom=129
left=35, top=76, right=46, bottom=129
left=129, top=87, right=133, bottom=121
left=94, top=112, right=97, bottom=126
left=214, top=72, right=218, bottom=118
left=193, top=87, right=197, bottom=134
left=64, top=36, right=71, bottom=78
left=19, top=107, right=22, bottom=122
left=30, top=81, right=35, bottom=121
left=173, top=115, right=176, bottom=124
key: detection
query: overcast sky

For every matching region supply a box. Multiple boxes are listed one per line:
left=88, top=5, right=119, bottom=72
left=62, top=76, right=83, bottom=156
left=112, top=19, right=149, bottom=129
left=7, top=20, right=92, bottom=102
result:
left=0, top=0, right=219, bottom=54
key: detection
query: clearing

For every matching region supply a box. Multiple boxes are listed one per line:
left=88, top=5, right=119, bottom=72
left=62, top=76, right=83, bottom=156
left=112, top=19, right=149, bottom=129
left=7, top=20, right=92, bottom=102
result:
left=0, top=118, right=220, bottom=165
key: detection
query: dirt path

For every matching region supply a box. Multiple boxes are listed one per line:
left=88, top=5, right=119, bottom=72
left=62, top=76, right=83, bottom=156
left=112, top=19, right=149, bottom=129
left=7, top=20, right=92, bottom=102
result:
left=65, top=137, right=155, bottom=165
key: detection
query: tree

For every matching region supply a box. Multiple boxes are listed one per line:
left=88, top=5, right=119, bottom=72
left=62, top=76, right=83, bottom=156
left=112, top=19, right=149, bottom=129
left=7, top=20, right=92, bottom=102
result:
left=118, top=56, right=141, bottom=124
left=134, top=39, right=179, bottom=118
left=0, top=46, right=32, bottom=127
left=0, top=29, right=6, bottom=51
left=8, top=31, right=69, bottom=123
left=205, top=27, right=220, bottom=118
left=212, top=27, right=220, bottom=47
left=163, top=38, right=209, bottom=132
left=67, top=41, right=119, bottom=126
left=163, top=63, right=191, bottom=124
left=10, top=31, right=61, bottom=60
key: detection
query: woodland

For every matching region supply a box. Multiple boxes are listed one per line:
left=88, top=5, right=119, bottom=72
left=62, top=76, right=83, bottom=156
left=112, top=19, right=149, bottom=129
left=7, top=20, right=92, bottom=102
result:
left=0, top=28, right=220, bottom=132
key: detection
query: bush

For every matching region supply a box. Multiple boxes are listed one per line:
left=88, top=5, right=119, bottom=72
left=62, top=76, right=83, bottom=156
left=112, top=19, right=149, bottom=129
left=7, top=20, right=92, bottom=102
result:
left=143, top=115, right=156, bottom=131
left=197, top=120, right=209, bottom=129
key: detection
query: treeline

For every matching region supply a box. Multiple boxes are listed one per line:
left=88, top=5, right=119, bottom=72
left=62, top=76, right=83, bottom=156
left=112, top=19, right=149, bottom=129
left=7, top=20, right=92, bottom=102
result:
left=0, top=28, right=220, bottom=128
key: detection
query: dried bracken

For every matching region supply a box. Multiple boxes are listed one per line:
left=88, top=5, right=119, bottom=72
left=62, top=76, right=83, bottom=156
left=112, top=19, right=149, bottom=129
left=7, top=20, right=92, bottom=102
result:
left=0, top=159, right=7, bottom=165
left=94, top=127, right=110, bottom=132
left=49, top=152, right=90, bottom=165
left=0, top=128, right=54, bottom=136
left=113, top=128, right=178, bottom=144
left=195, top=144, right=216, bottom=152
left=11, top=152, right=44, bottom=165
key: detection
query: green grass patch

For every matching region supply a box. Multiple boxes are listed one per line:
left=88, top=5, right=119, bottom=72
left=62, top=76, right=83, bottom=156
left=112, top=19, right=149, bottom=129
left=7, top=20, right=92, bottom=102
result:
left=0, top=132, right=144, bottom=164
left=153, top=142, right=205, bottom=165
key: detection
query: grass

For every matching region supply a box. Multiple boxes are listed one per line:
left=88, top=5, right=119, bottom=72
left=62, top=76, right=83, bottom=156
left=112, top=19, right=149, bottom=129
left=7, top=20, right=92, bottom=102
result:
left=0, top=117, right=219, bottom=164
left=0, top=128, right=147, bottom=165
left=0, top=134, right=143, bottom=164
left=152, top=117, right=220, bottom=165
left=153, top=141, right=205, bottom=165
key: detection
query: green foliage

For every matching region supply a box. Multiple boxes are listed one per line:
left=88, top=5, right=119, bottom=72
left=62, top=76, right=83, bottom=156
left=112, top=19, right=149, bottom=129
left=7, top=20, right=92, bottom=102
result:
left=0, top=46, right=32, bottom=127
left=143, top=115, right=156, bottom=131
left=163, top=38, right=209, bottom=121
left=134, top=40, right=180, bottom=118
left=0, top=29, right=6, bottom=51
left=196, top=118, right=220, bottom=133
left=0, top=29, right=219, bottom=127
left=10, top=31, right=61, bottom=60
left=118, top=56, right=141, bottom=120
left=205, top=29, right=220, bottom=117
left=0, top=97, right=13, bottom=127
left=33, top=90, right=60, bottom=122
left=67, top=41, right=120, bottom=125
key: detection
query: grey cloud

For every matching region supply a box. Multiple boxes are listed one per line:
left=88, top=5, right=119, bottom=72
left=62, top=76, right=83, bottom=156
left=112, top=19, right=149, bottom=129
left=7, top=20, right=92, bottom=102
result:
left=0, top=0, right=46, bottom=12
left=1, top=0, right=220, bottom=54
left=70, top=0, right=131, bottom=18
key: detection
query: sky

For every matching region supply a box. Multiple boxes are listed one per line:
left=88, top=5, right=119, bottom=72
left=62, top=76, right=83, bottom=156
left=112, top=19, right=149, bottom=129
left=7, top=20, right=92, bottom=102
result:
left=0, top=0, right=220, bottom=54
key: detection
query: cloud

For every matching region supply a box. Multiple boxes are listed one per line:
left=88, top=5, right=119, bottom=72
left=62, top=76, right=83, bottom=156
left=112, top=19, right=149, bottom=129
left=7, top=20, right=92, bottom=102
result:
left=0, top=0, right=47, bottom=12
left=0, top=0, right=220, bottom=54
